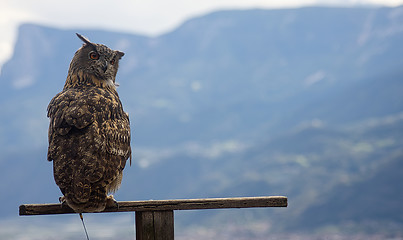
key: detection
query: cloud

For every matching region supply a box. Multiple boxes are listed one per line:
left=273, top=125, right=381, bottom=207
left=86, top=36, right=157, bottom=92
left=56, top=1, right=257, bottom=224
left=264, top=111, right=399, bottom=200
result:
left=136, top=139, right=248, bottom=168
left=304, top=70, right=326, bottom=86
left=13, top=76, right=35, bottom=89
left=0, top=2, right=39, bottom=73
left=191, top=81, right=202, bottom=92
left=1, top=0, right=403, bottom=70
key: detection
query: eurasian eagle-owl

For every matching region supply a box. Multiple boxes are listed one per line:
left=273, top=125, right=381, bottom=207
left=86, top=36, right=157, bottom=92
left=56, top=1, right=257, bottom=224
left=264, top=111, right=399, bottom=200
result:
left=47, top=33, right=131, bottom=213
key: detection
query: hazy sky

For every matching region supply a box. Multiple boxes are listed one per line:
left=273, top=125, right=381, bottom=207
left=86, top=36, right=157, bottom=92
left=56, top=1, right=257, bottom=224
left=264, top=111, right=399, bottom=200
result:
left=1, top=0, right=402, bottom=70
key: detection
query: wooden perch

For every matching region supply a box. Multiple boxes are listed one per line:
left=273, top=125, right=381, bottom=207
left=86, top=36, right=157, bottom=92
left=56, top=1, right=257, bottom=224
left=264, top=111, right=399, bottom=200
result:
left=19, top=196, right=287, bottom=216
left=20, top=196, right=287, bottom=240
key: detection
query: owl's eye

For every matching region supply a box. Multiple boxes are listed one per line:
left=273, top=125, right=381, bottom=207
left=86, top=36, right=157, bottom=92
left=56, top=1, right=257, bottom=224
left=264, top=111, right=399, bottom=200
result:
left=89, top=51, right=99, bottom=60
left=110, top=59, right=115, bottom=65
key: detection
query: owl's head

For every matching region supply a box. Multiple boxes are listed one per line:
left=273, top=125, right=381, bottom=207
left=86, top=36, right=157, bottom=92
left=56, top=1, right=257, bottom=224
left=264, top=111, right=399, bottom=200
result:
left=68, top=33, right=124, bottom=87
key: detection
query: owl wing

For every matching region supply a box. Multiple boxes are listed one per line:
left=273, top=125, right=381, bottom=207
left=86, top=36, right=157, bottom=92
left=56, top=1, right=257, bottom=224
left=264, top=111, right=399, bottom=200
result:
left=47, top=88, right=131, bottom=159
left=101, top=113, right=131, bottom=193
left=102, top=113, right=132, bottom=162
left=47, top=88, right=96, bottom=141
left=47, top=87, right=131, bottom=203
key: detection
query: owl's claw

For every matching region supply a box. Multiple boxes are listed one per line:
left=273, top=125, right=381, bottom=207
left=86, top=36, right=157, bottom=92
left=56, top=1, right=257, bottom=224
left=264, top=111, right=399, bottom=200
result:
left=106, top=195, right=119, bottom=209
left=59, top=196, right=67, bottom=208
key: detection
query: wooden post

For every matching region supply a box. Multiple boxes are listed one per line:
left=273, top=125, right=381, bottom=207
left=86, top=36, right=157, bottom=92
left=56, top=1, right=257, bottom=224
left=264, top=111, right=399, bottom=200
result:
left=136, top=210, right=174, bottom=240
left=19, top=196, right=287, bottom=239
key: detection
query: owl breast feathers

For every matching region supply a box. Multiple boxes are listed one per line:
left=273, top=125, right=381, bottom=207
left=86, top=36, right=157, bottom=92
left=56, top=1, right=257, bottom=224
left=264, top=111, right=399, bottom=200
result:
left=47, top=34, right=131, bottom=213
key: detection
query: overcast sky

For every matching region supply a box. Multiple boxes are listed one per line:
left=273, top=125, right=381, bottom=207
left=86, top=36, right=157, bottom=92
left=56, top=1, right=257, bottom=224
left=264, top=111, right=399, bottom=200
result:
left=1, top=0, right=402, bottom=70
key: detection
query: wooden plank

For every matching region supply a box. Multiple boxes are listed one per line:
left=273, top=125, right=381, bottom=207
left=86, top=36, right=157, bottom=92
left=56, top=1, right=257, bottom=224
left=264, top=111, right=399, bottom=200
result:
left=136, top=211, right=174, bottom=240
left=136, top=211, right=155, bottom=240
left=20, top=196, right=287, bottom=216
left=153, top=210, right=174, bottom=240
left=19, top=203, right=75, bottom=215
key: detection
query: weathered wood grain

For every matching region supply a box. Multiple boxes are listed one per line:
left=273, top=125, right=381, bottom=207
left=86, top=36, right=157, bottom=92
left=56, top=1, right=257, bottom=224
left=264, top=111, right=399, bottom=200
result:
left=136, top=210, right=174, bottom=240
left=19, top=196, right=287, bottom=216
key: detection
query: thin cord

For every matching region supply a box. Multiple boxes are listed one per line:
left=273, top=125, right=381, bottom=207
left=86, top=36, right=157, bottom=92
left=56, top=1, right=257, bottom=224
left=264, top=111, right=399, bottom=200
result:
left=79, top=213, right=90, bottom=240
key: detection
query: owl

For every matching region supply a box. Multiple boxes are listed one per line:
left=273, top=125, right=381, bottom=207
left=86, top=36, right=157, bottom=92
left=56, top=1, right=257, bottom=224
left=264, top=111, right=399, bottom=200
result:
left=47, top=33, right=131, bottom=213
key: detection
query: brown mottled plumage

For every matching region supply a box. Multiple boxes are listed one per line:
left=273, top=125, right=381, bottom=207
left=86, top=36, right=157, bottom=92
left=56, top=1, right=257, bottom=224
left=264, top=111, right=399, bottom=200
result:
left=47, top=33, right=131, bottom=213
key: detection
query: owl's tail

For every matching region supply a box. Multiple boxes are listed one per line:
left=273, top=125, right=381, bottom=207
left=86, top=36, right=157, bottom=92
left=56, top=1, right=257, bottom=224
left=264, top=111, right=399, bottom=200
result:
left=64, top=185, right=108, bottom=213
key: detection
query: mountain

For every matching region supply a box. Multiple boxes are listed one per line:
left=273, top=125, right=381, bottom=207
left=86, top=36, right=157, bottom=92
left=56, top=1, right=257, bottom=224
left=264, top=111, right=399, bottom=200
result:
left=2, top=6, right=403, bottom=149
left=0, top=6, right=403, bottom=239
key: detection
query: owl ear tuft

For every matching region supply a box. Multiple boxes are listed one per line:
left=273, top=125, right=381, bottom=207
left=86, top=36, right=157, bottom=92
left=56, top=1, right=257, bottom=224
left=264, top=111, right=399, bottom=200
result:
left=116, top=51, right=125, bottom=59
left=76, top=33, right=94, bottom=47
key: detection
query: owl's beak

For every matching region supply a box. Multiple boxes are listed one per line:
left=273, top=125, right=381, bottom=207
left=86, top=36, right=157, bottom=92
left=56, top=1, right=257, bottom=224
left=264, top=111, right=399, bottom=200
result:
left=101, top=61, right=108, bottom=72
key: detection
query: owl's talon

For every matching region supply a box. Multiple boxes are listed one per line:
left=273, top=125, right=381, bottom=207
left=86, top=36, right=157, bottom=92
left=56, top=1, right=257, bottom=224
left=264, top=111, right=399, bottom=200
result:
left=106, top=195, right=119, bottom=209
left=59, top=196, right=67, bottom=208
